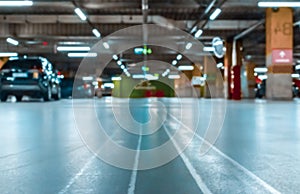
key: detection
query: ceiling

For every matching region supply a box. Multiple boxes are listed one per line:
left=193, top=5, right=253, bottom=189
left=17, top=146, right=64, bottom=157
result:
left=0, top=0, right=300, bottom=78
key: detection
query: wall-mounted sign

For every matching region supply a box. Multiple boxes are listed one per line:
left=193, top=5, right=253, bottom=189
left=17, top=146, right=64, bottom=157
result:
left=272, top=49, right=292, bottom=64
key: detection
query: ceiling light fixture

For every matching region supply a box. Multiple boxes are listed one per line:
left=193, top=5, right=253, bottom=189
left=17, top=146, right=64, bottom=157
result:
left=209, top=8, right=222, bottom=20
left=0, top=1, right=33, bottom=6
left=112, top=77, right=122, bottom=81
left=168, top=75, right=181, bottom=79
left=103, top=42, right=110, bottom=49
left=176, top=54, right=183, bottom=60
left=74, top=8, right=87, bottom=21
left=178, top=66, right=194, bottom=71
left=57, top=46, right=90, bottom=51
left=67, top=52, right=97, bottom=58
left=6, top=38, right=19, bottom=46
left=254, top=67, right=268, bottom=73
left=258, top=1, right=300, bottom=7
left=185, top=42, right=192, bottom=50
left=194, top=29, right=203, bottom=38
left=172, top=60, right=178, bottom=66
left=92, top=29, right=101, bottom=38
left=132, top=74, right=145, bottom=79
left=112, top=55, right=118, bottom=60
left=217, top=62, right=224, bottom=68
left=203, top=47, right=215, bottom=52
left=0, top=52, right=18, bottom=57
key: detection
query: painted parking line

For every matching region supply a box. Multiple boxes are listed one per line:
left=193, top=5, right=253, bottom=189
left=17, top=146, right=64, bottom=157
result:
left=127, top=133, right=142, bottom=194
left=58, top=155, right=97, bottom=194
left=167, top=113, right=281, bottom=194
left=163, top=124, right=212, bottom=194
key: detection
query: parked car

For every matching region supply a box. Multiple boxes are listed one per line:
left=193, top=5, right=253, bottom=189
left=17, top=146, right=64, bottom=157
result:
left=0, top=57, right=61, bottom=102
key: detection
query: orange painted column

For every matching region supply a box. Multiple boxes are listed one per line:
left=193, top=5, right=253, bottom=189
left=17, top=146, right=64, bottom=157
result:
left=265, top=8, right=293, bottom=100
left=0, top=57, right=9, bottom=69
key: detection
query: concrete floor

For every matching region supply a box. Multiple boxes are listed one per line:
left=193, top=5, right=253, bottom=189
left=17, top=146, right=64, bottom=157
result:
left=0, top=98, right=299, bottom=194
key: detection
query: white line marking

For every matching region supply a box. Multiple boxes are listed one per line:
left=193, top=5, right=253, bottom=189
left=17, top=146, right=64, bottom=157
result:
left=168, top=113, right=281, bottom=194
left=127, top=134, right=142, bottom=194
left=163, top=125, right=213, bottom=194
left=58, top=155, right=96, bottom=194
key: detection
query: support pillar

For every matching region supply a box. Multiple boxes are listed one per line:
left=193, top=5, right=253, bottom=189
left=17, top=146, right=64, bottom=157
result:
left=203, top=56, right=223, bottom=98
left=265, top=8, right=293, bottom=100
left=244, top=62, right=256, bottom=98
left=0, top=57, right=8, bottom=69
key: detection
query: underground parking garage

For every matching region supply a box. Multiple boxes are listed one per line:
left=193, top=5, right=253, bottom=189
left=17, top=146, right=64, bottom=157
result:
left=0, top=0, right=300, bottom=193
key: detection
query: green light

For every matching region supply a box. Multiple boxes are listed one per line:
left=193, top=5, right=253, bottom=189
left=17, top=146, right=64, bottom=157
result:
left=134, top=46, right=152, bottom=55
left=142, top=66, right=150, bottom=71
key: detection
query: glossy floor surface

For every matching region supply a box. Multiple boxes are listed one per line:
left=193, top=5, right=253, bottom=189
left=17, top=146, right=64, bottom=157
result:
left=0, top=98, right=299, bottom=194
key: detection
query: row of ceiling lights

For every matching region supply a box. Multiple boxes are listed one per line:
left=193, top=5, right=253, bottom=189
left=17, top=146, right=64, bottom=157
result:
left=1, top=1, right=300, bottom=7
left=2, top=0, right=300, bottom=80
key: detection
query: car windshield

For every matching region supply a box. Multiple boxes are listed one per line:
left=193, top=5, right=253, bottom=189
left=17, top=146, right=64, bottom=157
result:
left=2, top=60, right=42, bottom=70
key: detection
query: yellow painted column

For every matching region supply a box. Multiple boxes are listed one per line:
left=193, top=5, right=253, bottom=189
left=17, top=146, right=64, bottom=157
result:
left=265, top=8, right=293, bottom=100
left=245, top=62, right=256, bottom=98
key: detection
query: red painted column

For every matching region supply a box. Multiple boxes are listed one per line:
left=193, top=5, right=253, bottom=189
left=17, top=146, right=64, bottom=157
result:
left=231, top=65, right=241, bottom=100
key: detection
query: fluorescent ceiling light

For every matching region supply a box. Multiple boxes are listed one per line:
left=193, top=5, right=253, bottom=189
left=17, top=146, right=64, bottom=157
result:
left=82, top=76, right=94, bottom=81
left=172, top=60, right=178, bottom=66
left=295, top=64, right=300, bottom=70
left=68, top=52, right=97, bottom=58
left=217, top=62, right=224, bottom=68
left=209, top=8, right=222, bottom=20
left=0, top=1, right=33, bottom=6
left=168, top=75, right=181, bottom=79
left=120, top=65, right=125, bottom=70
left=145, top=74, right=159, bottom=80
left=92, top=29, right=101, bottom=38
left=258, top=1, right=300, bottom=7
left=178, top=65, right=194, bottom=71
left=59, top=41, right=84, bottom=45
left=57, top=46, right=90, bottom=51
left=0, top=52, right=18, bottom=57
left=292, top=74, right=300, bottom=78
left=254, top=67, right=268, bottom=73
left=112, top=55, right=118, bottom=60
left=194, top=29, right=203, bottom=38
left=6, top=38, right=19, bottom=46
left=132, top=74, right=145, bottom=79
left=125, top=72, right=131, bottom=77
left=185, top=42, right=192, bottom=50
left=203, top=47, right=215, bottom=52
left=74, top=8, right=87, bottom=21
left=117, top=60, right=122, bottom=65
left=103, top=42, right=110, bottom=49
left=176, top=54, right=183, bottom=60
left=112, top=77, right=122, bottom=81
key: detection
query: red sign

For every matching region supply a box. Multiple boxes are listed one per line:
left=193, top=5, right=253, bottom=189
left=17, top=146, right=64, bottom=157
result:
left=272, top=49, right=293, bottom=64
